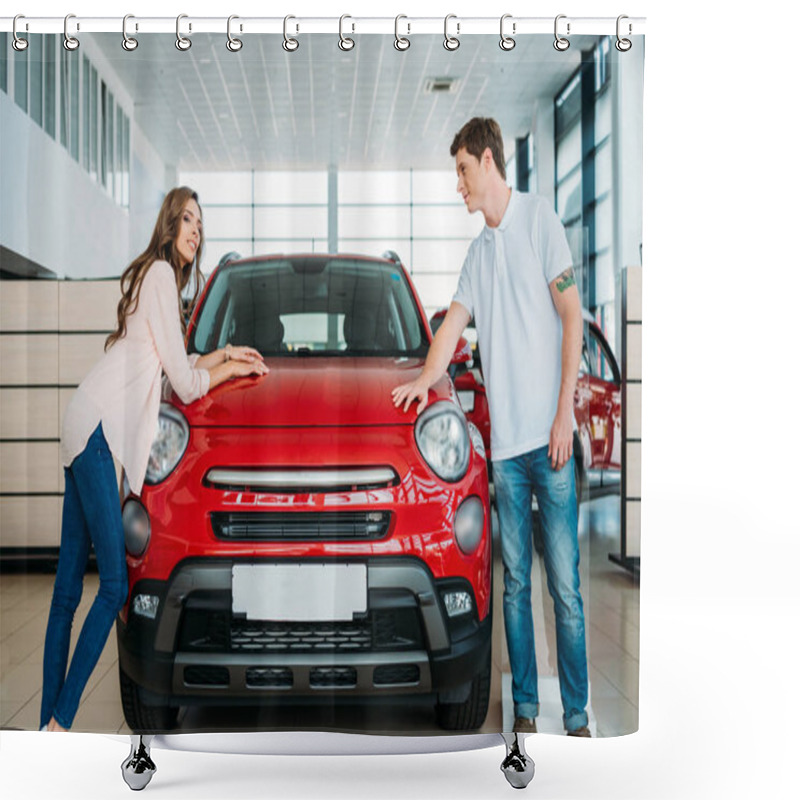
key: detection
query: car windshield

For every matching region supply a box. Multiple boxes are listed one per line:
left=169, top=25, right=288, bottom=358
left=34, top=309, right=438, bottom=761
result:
left=189, top=256, right=429, bottom=357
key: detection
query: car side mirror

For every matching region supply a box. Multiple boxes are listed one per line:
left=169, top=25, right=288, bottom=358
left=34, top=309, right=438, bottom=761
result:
left=448, top=336, right=473, bottom=380
left=451, top=336, right=473, bottom=367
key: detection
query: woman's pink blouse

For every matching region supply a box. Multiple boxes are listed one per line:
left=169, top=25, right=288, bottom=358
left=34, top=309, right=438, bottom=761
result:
left=60, top=260, right=210, bottom=494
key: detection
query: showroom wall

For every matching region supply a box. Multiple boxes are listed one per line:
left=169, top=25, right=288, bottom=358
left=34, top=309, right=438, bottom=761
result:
left=0, top=35, right=166, bottom=280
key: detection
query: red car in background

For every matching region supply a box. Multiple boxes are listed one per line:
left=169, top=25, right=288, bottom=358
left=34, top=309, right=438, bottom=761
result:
left=430, top=308, right=622, bottom=506
left=116, top=253, right=492, bottom=733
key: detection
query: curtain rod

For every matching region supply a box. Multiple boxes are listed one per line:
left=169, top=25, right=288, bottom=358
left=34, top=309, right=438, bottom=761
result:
left=1, top=16, right=645, bottom=37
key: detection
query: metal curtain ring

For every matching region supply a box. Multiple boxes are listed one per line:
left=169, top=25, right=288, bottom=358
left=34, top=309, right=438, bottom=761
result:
left=63, top=13, right=80, bottom=51
left=553, top=14, right=570, bottom=51
left=227, top=15, right=243, bottom=52
left=176, top=14, right=192, bottom=51
left=122, top=14, right=139, bottom=51
left=443, top=14, right=460, bottom=51
left=394, top=15, right=410, bottom=51
left=616, top=15, right=632, bottom=52
left=283, top=15, right=299, bottom=52
left=12, top=15, right=28, bottom=52
left=339, top=14, right=355, bottom=51
left=499, top=14, right=515, bottom=51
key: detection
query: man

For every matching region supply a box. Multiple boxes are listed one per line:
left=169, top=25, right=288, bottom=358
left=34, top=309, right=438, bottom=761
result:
left=392, top=117, right=590, bottom=737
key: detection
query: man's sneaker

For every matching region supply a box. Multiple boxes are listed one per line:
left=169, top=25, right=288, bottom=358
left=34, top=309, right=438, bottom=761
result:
left=512, top=717, right=537, bottom=734
left=567, top=725, right=591, bottom=737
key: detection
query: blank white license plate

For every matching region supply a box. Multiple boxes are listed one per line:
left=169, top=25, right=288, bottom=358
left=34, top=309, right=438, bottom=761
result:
left=231, top=564, right=367, bottom=622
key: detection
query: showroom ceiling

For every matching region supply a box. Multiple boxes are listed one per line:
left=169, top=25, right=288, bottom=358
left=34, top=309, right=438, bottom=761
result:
left=93, top=33, right=594, bottom=171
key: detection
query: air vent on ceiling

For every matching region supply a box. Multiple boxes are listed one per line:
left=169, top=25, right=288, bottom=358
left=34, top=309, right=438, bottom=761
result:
left=425, top=77, right=459, bottom=94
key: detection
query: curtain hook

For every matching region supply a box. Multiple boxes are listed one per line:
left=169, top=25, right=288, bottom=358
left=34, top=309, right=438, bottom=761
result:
left=283, top=15, right=299, bottom=52
left=12, top=15, right=29, bottom=52
left=122, top=14, right=139, bottom=51
left=499, top=14, right=516, bottom=51
left=554, top=14, right=570, bottom=51
left=176, top=14, right=192, bottom=51
left=339, top=14, right=355, bottom=51
left=444, top=14, right=460, bottom=51
left=63, top=13, right=80, bottom=51
left=394, top=15, right=410, bottom=51
left=227, top=15, right=243, bottom=52
left=615, top=15, right=633, bottom=52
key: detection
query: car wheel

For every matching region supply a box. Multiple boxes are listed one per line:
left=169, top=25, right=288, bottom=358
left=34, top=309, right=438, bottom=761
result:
left=434, top=652, right=491, bottom=731
left=532, top=451, right=583, bottom=557
left=119, top=665, right=179, bottom=733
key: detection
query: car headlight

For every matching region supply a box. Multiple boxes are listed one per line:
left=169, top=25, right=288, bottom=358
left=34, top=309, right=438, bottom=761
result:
left=122, top=499, right=151, bottom=557
left=467, top=422, right=485, bottom=460
left=415, top=402, right=470, bottom=482
left=145, top=403, right=189, bottom=484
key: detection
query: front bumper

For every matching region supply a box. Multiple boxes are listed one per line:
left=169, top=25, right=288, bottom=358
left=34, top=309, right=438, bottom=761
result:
left=117, top=556, right=491, bottom=705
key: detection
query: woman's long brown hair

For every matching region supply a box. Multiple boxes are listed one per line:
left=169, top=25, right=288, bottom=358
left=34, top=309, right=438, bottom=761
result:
left=105, top=186, right=205, bottom=351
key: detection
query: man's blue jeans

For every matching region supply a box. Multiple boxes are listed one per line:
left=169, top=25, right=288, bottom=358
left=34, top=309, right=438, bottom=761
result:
left=493, top=445, right=588, bottom=732
left=40, top=423, right=128, bottom=730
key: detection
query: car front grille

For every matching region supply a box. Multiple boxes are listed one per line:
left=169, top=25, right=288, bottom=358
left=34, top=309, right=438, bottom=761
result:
left=309, top=667, right=357, bottom=689
left=178, top=606, right=423, bottom=655
left=232, top=619, right=372, bottom=652
left=205, top=467, right=398, bottom=492
left=210, top=511, right=392, bottom=542
left=245, top=667, right=293, bottom=689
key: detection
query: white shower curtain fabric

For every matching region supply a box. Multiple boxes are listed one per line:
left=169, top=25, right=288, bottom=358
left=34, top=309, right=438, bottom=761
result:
left=0, top=29, right=643, bottom=739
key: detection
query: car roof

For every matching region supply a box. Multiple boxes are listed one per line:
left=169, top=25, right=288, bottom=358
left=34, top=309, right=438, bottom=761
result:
left=219, top=252, right=398, bottom=269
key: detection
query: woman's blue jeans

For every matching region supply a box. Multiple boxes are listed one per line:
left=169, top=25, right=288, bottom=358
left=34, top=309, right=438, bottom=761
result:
left=493, top=445, right=589, bottom=732
left=40, top=423, right=128, bottom=730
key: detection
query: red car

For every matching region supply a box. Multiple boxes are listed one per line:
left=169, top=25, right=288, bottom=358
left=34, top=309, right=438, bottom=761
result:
left=116, top=253, right=492, bottom=732
left=430, top=308, right=622, bottom=503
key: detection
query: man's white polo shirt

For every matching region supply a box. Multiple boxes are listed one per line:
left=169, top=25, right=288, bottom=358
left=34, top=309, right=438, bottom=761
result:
left=452, top=189, right=573, bottom=462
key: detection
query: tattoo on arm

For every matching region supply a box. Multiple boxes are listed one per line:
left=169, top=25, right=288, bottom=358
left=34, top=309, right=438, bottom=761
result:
left=554, top=268, right=576, bottom=293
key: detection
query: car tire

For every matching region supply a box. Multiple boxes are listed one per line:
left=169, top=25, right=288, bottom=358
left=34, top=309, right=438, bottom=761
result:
left=532, top=449, right=584, bottom=557
left=434, top=652, right=491, bottom=731
left=119, top=665, right=179, bottom=733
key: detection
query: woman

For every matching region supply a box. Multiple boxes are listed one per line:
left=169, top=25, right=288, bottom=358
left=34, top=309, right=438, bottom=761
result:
left=40, top=187, right=268, bottom=732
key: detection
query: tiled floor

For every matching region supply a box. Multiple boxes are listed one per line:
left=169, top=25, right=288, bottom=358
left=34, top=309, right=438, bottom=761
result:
left=0, top=494, right=638, bottom=736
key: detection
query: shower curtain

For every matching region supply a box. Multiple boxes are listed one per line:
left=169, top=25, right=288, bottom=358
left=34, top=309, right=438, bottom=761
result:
left=0, top=18, right=643, bottom=752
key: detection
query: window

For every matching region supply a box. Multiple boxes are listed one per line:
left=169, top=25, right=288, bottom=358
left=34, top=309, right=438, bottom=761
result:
left=190, top=257, right=427, bottom=356
left=513, top=134, right=535, bottom=193
left=595, top=36, right=611, bottom=91
left=180, top=166, right=484, bottom=317
left=182, top=170, right=330, bottom=268
left=121, top=113, right=130, bottom=208
left=82, top=54, right=91, bottom=169
left=101, top=81, right=113, bottom=194
left=584, top=322, right=619, bottom=383
left=69, top=51, right=79, bottom=161
left=14, top=41, right=28, bottom=113
left=0, top=33, right=7, bottom=94
left=555, top=75, right=582, bottom=230
left=338, top=169, right=481, bottom=314
left=5, top=35, right=127, bottom=205
left=43, top=35, right=56, bottom=139
left=59, top=45, right=79, bottom=160
left=29, top=36, right=43, bottom=127
left=554, top=37, right=616, bottom=315
left=116, top=103, right=124, bottom=205
left=87, top=62, right=97, bottom=179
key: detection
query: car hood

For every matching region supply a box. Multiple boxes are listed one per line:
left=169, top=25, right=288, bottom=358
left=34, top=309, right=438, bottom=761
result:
left=168, top=356, right=454, bottom=427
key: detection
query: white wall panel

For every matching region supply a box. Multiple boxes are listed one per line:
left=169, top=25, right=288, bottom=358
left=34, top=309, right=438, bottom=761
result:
left=0, top=496, right=62, bottom=548
left=0, top=335, right=59, bottom=386
left=0, top=389, right=60, bottom=439
left=0, top=281, right=58, bottom=331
